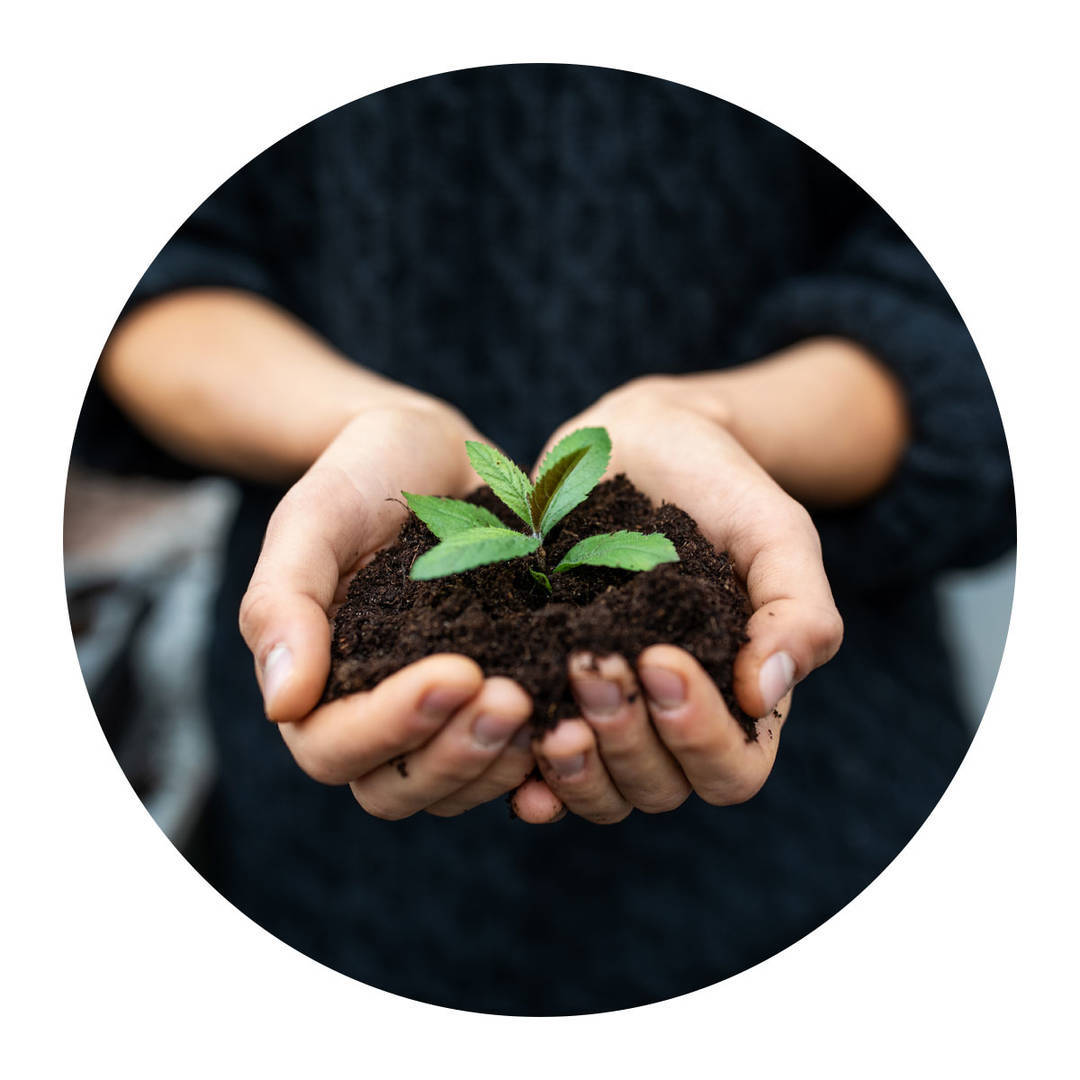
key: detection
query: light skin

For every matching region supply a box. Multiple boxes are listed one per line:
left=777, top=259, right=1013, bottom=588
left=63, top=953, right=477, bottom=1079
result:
left=100, top=288, right=908, bottom=824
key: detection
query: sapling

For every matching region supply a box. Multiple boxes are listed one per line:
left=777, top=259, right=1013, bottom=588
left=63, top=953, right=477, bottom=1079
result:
left=403, top=426, right=678, bottom=588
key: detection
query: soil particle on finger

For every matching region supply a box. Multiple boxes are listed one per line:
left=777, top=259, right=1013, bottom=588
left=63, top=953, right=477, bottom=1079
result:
left=324, top=475, right=755, bottom=738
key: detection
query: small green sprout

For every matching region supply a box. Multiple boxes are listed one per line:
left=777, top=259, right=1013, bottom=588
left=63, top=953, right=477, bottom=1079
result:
left=403, top=426, right=679, bottom=585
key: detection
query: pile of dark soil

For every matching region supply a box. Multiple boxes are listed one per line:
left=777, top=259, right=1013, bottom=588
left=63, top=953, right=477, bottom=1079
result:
left=325, top=475, right=755, bottom=737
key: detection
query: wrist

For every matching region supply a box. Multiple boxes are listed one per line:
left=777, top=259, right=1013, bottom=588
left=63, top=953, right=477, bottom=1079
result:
left=700, top=338, right=909, bottom=504
left=603, top=338, right=908, bottom=506
left=234, top=356, right=476, bottom=484
left=102, top=288, right=480, bottom=486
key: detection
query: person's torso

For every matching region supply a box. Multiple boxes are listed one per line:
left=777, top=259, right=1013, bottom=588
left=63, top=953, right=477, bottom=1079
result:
left=252, top=64, right=845, bottom=460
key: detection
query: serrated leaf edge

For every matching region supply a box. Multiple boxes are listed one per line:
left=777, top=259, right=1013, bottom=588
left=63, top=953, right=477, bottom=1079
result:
left=465, top=441, right=535, bottom=530
left=533, top=428, right=612, bottom=537
left=534, top=426, right=612, bottom=485
left=528, top=446, right=589, bottom=532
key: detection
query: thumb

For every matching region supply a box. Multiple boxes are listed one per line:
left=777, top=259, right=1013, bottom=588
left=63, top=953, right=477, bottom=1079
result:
left=240, top=580, right=332, bottom=724
left=239, top=406, right=480, bottom=721
left=733, top=597, right=844, bottom=719
left=240, top=467, right=392, bottom=722
left=730, top=507, right=844, bottom=719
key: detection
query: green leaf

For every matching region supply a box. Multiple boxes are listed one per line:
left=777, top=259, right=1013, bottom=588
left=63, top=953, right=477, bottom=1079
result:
left=529, top=568, right=553, bottom=594
left=465, top=441, right=535, bottom=530
left=528, top=446, right=589, bottom=532
left=553, top=530, right=680, bottom=574
left=410, top=527, right=541, bottom=581
left=531, top=426, right=612, bottom=537
left=402, top=492, right=505, bottom=540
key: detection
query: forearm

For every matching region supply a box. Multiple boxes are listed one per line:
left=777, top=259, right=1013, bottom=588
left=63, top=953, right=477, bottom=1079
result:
left=99, top=288, right=455, bottom=484
left=670, top=338, right=910, bottom=507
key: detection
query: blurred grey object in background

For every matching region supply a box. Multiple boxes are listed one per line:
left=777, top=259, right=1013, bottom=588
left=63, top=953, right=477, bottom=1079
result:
left=937, top=551, right=1015, bottom=730
left=65, top=466, right=239, bottom=849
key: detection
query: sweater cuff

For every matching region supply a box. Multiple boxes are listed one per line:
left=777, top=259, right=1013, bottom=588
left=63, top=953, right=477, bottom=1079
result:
left=122, top=234, right=285, bottom=317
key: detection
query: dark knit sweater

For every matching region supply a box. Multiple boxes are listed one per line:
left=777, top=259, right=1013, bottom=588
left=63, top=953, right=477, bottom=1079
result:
left=77, top=65, right=1014, bottom=1015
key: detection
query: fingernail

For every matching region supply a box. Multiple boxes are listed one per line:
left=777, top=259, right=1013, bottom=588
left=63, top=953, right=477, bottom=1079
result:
left=262, top=644, right=292, bottom=710
left=546, top=753, right=586, bottom=780
left=759, top=651, right=796, bottom=715
left=420, top=686, right=472, bottom=719
left=472, top=714, right=520, bottom=750
left=573, top=676, right=623, bottom=716
left=639, top=667, right=686, bottom=710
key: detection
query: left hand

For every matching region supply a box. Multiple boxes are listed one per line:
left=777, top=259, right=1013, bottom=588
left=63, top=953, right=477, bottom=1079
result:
left=240, top=404, right=538, bottom=821
left=511, top=377, right=844, bottom=824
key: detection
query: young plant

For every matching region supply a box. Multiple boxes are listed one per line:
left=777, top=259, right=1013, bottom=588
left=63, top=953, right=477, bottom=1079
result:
left=403, top=426, right=678, bottom=588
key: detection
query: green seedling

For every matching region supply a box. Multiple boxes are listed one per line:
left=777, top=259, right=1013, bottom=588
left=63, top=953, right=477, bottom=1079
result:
left=403, top=426, right=678, bottom=587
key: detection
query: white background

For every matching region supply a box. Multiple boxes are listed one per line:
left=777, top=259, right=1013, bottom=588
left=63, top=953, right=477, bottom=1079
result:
left=2, top=2, right=1077, bottom=1076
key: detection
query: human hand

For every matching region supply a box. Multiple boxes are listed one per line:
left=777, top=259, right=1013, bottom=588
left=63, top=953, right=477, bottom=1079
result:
left=511, top=377, right=844, bottom=824
left=239, top=404, right=538, bottom=819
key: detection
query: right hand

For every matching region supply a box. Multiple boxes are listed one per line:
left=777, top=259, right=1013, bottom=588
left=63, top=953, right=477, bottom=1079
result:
left=510, top=378, right=843, bottom=825
left=239, top=403, right=538, bottom=820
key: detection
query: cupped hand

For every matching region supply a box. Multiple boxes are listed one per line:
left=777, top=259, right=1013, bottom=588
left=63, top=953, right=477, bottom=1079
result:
left=239, top=404, right=538, bottom=820
left=511, top=379, right=843, bottom=824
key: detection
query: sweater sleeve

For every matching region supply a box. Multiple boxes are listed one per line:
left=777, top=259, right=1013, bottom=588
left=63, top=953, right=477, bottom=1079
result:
left=736, top=187, right=1015, bottom=591
left=73, top=146, right=296, bottom=479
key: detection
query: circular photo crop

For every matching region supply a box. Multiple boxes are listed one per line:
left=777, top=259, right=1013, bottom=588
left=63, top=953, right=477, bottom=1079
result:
left=66, top=63, right=1014, bottom=1015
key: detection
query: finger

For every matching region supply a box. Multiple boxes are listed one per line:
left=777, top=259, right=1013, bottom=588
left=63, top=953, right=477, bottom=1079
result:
left=240, top=465, right=405, bottom=723
left=427, top=726, right=537, bottom=817
left=729, top=503, right=843, bottom=718
left=510, top=776, right=566, bottom=824
left=240, top=404, right=472, bottom=724
left=279, top=654, right=483, bottom=785
left=569, top=652, right=690, bottom=813
left=639, top=645, right=785, bottom=805
left=350, top=678, right=532, bottom=820
left=534, top=719, right=632, bottom=825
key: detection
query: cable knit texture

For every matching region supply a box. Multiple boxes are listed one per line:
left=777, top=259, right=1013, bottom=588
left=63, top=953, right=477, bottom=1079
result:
left=75, top=65, right=1014, bottom=1015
